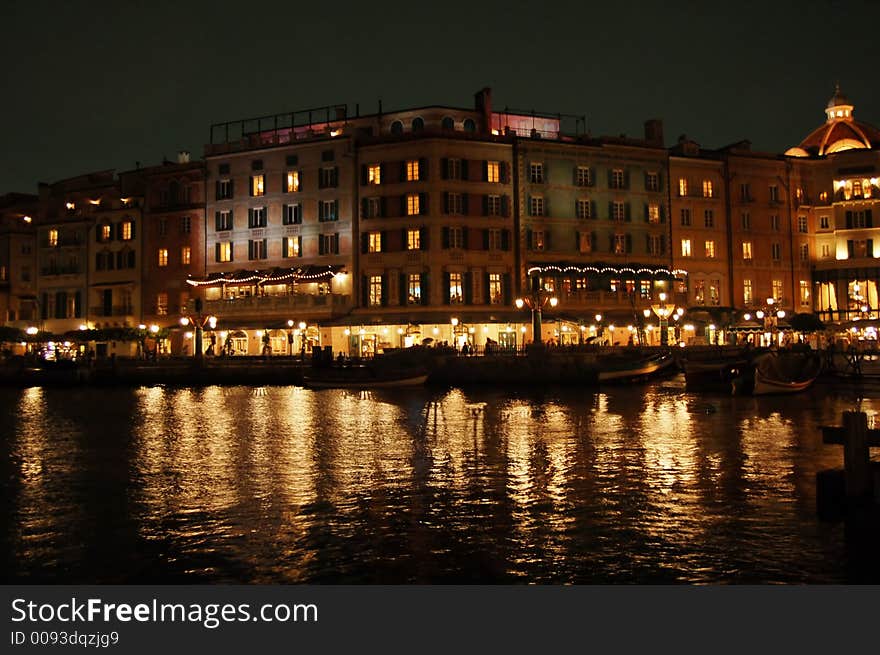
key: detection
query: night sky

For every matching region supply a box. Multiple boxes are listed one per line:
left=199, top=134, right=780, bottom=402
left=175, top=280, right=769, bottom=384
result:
left=1, top=0, right=876, bottom=194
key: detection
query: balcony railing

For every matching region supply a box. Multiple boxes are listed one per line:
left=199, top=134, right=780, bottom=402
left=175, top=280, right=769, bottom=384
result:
left=90, top=306, right=134, bottom=317
left=40, top=266, right=82, bottom=276
left=198, top=293, right=351, bottom=317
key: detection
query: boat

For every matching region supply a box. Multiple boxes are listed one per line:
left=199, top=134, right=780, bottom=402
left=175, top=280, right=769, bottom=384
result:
left=597, top=352, right=677, bottom=383
left=302, top=364, right=428, bottom=389
left=746, top=351, right=821, bottom=395
left=684, top=358, right=749, bottom=392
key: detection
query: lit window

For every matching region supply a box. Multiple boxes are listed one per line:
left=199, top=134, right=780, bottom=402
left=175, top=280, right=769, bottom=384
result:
left=771, top=243, right=781, bottom=261
left=705, top=240, right=715, bottom=258
left=121, top=221, right=132, bottom=240
left=406, top=194, right=420, bottom=216
left=532, top=230, right=545, bottom=251
left=742, top=241, right=753, bottom=260
left=678, top=178, right=688, bottom=196
left=612, top=201, right=625, bottom=221
left=48, top=229, right=58, bottom=247
left=798, top=216, right=808, bottom=233
left=181, top=246, right=191, bottom=265
left=487, top=161, right=500, bottom=183
left=743, top=280, right=753, bottom=305
left=369, top=275, right=383, bottom=306
left=530, top=196, right=544, bottom=216
left=251, top=174, right=265, bottom=196
left=646, top=171, right=659, bottom=192
left=367, top=165, right=381, bottom=185
left=217, top=242, right=232, bottom=263
left=681, top=239, right=692, bottom=257
left=488, top=273, right=502, bottom=304
left=449, top=273, right=463, bottom=304
left=101, top=224, right=111, bottom=241
left=157, top=293, right=168, bottom=316
left=800, top=281, right=810, bottom=307
left=368, top=232, right=382, bottom=253
left=406, top=160, right=420, bottom=182
left=614, top=234, right=627, bottom=254
left=702, top=180, right=714, bottom=198
left=286, top=171, right=300, bottom=193
left=772, top=280, right=783, bottom=300
left=579, top=232, right=592, bottom=254
left=530, top=163, right=544, bottom=184
left=158, top=249, right=168, bottom=267
left=648, top=203, right=659, bottom=223
left=577, top=199, right=592, bottom=219
left=284, top=237, right=301, bottom=257
left=577, top=166, right=593, bottom=187
left=611, top=169, right=625, bottom=189
left=407, top=274, right=421, bottom=304
left=407, top=228, right=420, bottom=250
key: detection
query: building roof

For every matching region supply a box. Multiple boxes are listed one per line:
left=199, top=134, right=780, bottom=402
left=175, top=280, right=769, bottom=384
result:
left=786, top=85, right=880, bottom=157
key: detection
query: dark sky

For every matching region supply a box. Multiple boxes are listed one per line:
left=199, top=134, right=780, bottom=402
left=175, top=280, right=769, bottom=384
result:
left=1, top=0, right=876, bottom=193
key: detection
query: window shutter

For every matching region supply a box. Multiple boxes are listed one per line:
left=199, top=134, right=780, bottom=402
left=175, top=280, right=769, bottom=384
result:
left=380, top=196, right=386, bottom=218
left=644, top=203, right=649, bottom=222
left=333, top=166, right=339, bottom=187
left=441, top=158, right=449, bottom=180
left=419, top=157, right=427, bottom=181
left=95, top=226, right=100, bottom=242
left=464, top=272, right=473, bottom=304
left=400, top=228, right=407, bottom=250
left=623, top=169, right=630, bottom=189
left=481, top=195, right=489, bottom=217
left=527, top=195, right=533, bottom=216
left=644, top=172, right=649, bottom=189
left=282, top=171, right=287, bottom=192
left=545, top=230, right=552, bottom=251
left=248, top=176, right=254, bottom=196
left=525, top=229, right=532, bottom=250
left=500, top=161, right=508, bottom=184
left=608, top=202, right=614, bottom=220
left=848, top=240, right=855, bottom=258
left=399, top=273, right=407, bottom=306
left=573, top=167, right=579, bottom=186
left=318, top=236, right=325, bottom=256
left=442, top=227, right=450, bottom=249
left=461, top=159, right=469, bottom=181
left=609, top=234, right=615, bottom=252
left=443, top=272, right=451, bottom=304
left=297, top=236, right=302, bottom=257
left=482, top=161, right=489, bottom=182
left=248, top=240, right=254, bottom=259
left=503, top=273, right=512, bottom=306
left=607, top=169, right=613, bottom=187
left=421, top=272, right=429, bottom=305
left=484, top=229, right=491, bottom=250
left=400, top=195, right=407, bottom=217
left=484, top=273, right=491, bottom=304
left=40, top=293, right=48, bottom=319
left=545, top=197, right=550, bottom=217
left=420, top=227, right=428, bottom=251
left=228, top=209, right=234, bottom=229
left=215, top=243, right=221, bottom=262
left=399, top=161, right=407, bottom=183
left=443, top=192, right=450, bottom=214
left=590, top=200, right=597, bottom=219
left=869, top=239, right=874, bottom=257
left=380, top=231, right=387, bottom=252
left=625, top=203, right=631, bottom=222
left=380, top=275, right=388, bottom=306
left=360, top=165, right=368, bottom=186
left=462, top=228, right=469, bottom=250
left=645, top=234, right=651, bottom=253
left=128, top=251, right=135, bottom=268
left=282, top=237, right=288, bottom=258
left=215, top=211, right=221, bottom=231
left=361, top=276, right=368, bottom=307
left=502, top=195, right=510, bottom=218
left=626, top=234, right=632, bottom=253
left=660, top=235, right=666, bottom=255
left=361, top=198, right=368, bottom=219
left=867, top=210, right=874, bottom=228
left=501, top=229, right=510, bottom=251
left=660, top=204, right=666, bottom=223
left=657, top=173, right=663, bottom=190
left=462, top=194, right=469, bottom=215
left=419, top=193, right=427, bottom=215
left=361, top=234, right=368, bottom=253
left=215, top=180, right=221, bottom=200
left=333, top=200, right=339, bottom=220
left=846, top=211, right=853, bottom=229
left=74, top=291, right=82, bottom=318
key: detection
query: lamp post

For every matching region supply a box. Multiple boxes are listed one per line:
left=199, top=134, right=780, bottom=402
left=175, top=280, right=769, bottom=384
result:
left=179, top=311, right=216, bottom=360
left=515, top=274, right=558, bottom=344
left=650, top=292, right=679, bottom=347
left=752, top=297, right=786, bottom=347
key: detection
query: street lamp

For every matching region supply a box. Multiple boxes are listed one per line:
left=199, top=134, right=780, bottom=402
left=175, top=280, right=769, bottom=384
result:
left=650, top=292, right=679, bottom=347
left=515, top=274, right=558, bottom=344
left=179, top=312, right=217, bottom=360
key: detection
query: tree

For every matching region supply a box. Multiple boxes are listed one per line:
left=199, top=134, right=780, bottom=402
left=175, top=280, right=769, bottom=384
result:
left=789, top=312, right=825, bottom=333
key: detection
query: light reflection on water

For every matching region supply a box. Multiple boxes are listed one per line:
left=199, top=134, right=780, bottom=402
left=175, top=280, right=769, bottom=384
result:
left=1, top=382, right=877, bottom=583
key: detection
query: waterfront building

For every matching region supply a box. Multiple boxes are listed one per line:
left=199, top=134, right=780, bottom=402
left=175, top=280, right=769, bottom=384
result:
left=0, top=193, right=38, bottom=332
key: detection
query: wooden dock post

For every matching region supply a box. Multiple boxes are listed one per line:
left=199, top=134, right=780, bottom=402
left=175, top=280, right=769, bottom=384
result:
left=822, top=411, right=878, bottom=502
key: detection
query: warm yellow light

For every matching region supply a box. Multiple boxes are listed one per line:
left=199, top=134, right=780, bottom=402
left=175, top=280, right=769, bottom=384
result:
left=520, top=326, right=527, bottom=333
left=287, top=319, right=294, bottom=327
left=255, top=330, right=264, bottom=338
left=184, top=331, right=193, bottom=339
left=451, top=317, right=459, bottom=327
left=777, top=310, right=786, bottom=319
left=515, top=298, right=524, bottom=309
left=360, top=328, right=366, bottom=336
left=298, top=321, right=306, bottom=330
left=432, top=327, right=439, bottom=335
left=330, top=129, right=342, bottom=137
left=23, top=215, right=32, bottom=223
left=549, top=297, right=558, bottom=307
left=89, top=199, right=100, bottom=205
left=180, top=317, right=190, bottom=326
left=744, top=313, right=752, bottom=321
left=25, top=326, right=38, bottom=335
left=219, top=330, right=228, bottom=339
left=382, top=328, right=389, bottom=335
left=709, top=323, right=716, bottom=330
left=643, top=309, right=651, bottom=318
left=468, top=327, right=475, bottom=334
left=344, top=328, right=351, bottom=336
left=208, top=316, right=217, bottom=329
left=397, top=328, right=403, bottom=335
left=684, top=324, right=694, bottom=331
left=659, top=292, right=667, bottom=302
left=608, top=324, right=615, bottom=331
left=150, top=324, right=160, bottom=334
left=595, top=314, right=602, bottom=322
left=138, top=324, right=146, bottom=330
left=79, top=324, right=88, bottom=331
left=756, top=310, right=765, bottom=319
left=66, top=202, right=75, bottom=210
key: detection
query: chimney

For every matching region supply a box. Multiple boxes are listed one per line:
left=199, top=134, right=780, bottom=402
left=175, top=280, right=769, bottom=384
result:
left=644, top=119, right=664, bottom=147
left=474, top=87, right=492, bottom=133
left=177, top=151, right=191, bottom=164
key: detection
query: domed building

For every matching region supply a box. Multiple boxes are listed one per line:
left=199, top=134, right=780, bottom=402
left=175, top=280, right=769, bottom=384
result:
left=786, top=85, right=880, bottom=157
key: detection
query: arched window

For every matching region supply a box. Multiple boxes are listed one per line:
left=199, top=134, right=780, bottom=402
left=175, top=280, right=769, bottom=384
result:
left=412, top=117, right=424, bottom=132
left=169, top=180, right=180, bottom=204
left=390, top=120, right=403, bottom=135
left=463, top=118, right=476, bottom=132
left=441, top=116, right=455, bottom=130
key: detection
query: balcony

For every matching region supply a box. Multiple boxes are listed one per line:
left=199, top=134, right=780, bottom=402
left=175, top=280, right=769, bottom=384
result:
left=91, top=306, right=134, bottom=317
left=200, top=293, right=352, bottom=319
left=40, top=265, right=82, bottom=276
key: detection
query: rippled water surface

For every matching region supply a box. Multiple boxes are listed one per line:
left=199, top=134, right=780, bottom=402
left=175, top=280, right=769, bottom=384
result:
left=2, top=380, right=878, bottom=583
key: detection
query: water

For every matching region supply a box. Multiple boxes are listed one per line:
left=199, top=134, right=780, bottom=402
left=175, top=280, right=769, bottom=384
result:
left=1, top=379, right=877, bottom=583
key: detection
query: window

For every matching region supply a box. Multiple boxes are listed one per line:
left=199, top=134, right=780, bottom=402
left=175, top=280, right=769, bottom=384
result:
left=704, top=209, right=714, bottom=228
left=407, top=228, right=420, bottom=250
left=530, top=196, right=544, bottom=216
left=100, top=224, right=111, bottom=241
left=576, top=199, right=592, bottom=219
left=647, top=235, right=661, bottom=255
left=822, top=244, right=831, bottom=258
left=48, top=229, right=58, bottom=247
left=449, top=273, right=463, bottom=304
left=119, top=221, right=132, bottom=240
left=577, top=166, right=593, bottom=187
left=579, top=231, right=593, bottom=254
left=321, top=149, right=334, bottom=162
left=648, top=203, right=660, bottom=223
left=702, top=180, right=714, bottom=198
left=678, top=178, right=688, bottom=196
left=740, top=183, right=751, bottom=201
left=741, top=212, right=751, bottom=230
left=283, top=203, right=302, bottom=225
left=367, top=164, right=381, bottom=185
left=771, top=243, right=781, bottom=261
left=252, top=159, right=263, bottom=171
left=248, top=239, right=267, bottom=260
left=216, top=210, right=233, bottom=231
left=681, top=239, right=692, bottom=257
left=694, top=280, right=705, bottom=304
left=446, top=192, right=463, bottom=215
left=639, top=280, right=652, bottom=299
left=407, top=274, right=421, bottom=304
left=319, top=200, right=338, bottom=221
left=158, top=249, right=168, bottom=267
left=157, top=293, right=168, bottom=316
left=487, top=195, right=501, bottom=216
left=709, top=280, right=720, bottom=305
left=488, top=273, right=502, bottom=305
left=614, top=234, right=627, bottom=254
left=369, top=275, right=383, bottom=306
left=463, top=118, right=476, bottom=132
left=799, top=243, right=809, bottom=262
left=488, top=228, right=502, bottom=251
left=770, top=215, right=779, bottom=231
left=442, top=116, right=455, bottom=130
left=448, top=227, right=464, bottom=249
left=743, top=280, right=753, bottom=305
left=250, top=174, right=265, bottom=196
left=612, top=201, right=625, bottom=221
left=364, top=197, right=381, bottom=219
left=530, top=163, right=544, bottom=184
left=283, top=236, right=301, bottom=258
left=611, top=169, right=625, bottom=189
left=319, top=166, right=338, bottom=188
left=286, top=171, right=301, bottom=193
left=819, top=216, right=829, bottom=229
left=853, top=180, right=863, bottom=197
left=368, top=232, right=382, bottom=253
left=180, top=216, right=191, bottom=234
left=846, top=209, right=873, bottom=229
left=772, top=280, right=783, bottom=300
left=680, top=208, right=691, bottom=226
left=769, top=185, right=779, bottom=202
left=406, top=160, right=420, bottom=182
left=705, top=240, right=715, bottom=258
left=445, top=158, right=461, bottom=180
left=248, top=207, right=267, bottom=228
left=412, top=117, right=424, bottom=132
left=218, top=179, right=233, bottom=199
left=217, top=242, right=232, bottom=263
left=390, top=121, right=403, bottom=135
left=181, top=247, right=191, bottom=265
left=532, top=230, right=546, bottom=251
left=406, top=194, right=420, bottom=216
left=742, top=241, right=753, bottom=260
left=487, top=161, right=500, bottom=183
left=645, top=171, right=659, bottom=192
left=319, top=233, right=339, bottom=255
left=800, top=280, right=810, bottom=307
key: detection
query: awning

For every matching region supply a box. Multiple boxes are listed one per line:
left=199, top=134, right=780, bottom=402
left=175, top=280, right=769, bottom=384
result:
left=525, top=263, right=682, bottom=279
left=186, top=265, right=344, bottom=287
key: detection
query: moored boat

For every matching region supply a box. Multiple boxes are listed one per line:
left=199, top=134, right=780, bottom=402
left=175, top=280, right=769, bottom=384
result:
left=597, top=352, right=677, bottom=383
left=747, top=351, right=821, bottom=395
left=684, top=359, right=748, bottom=392
left=302, top=365, right=428, bottom=389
